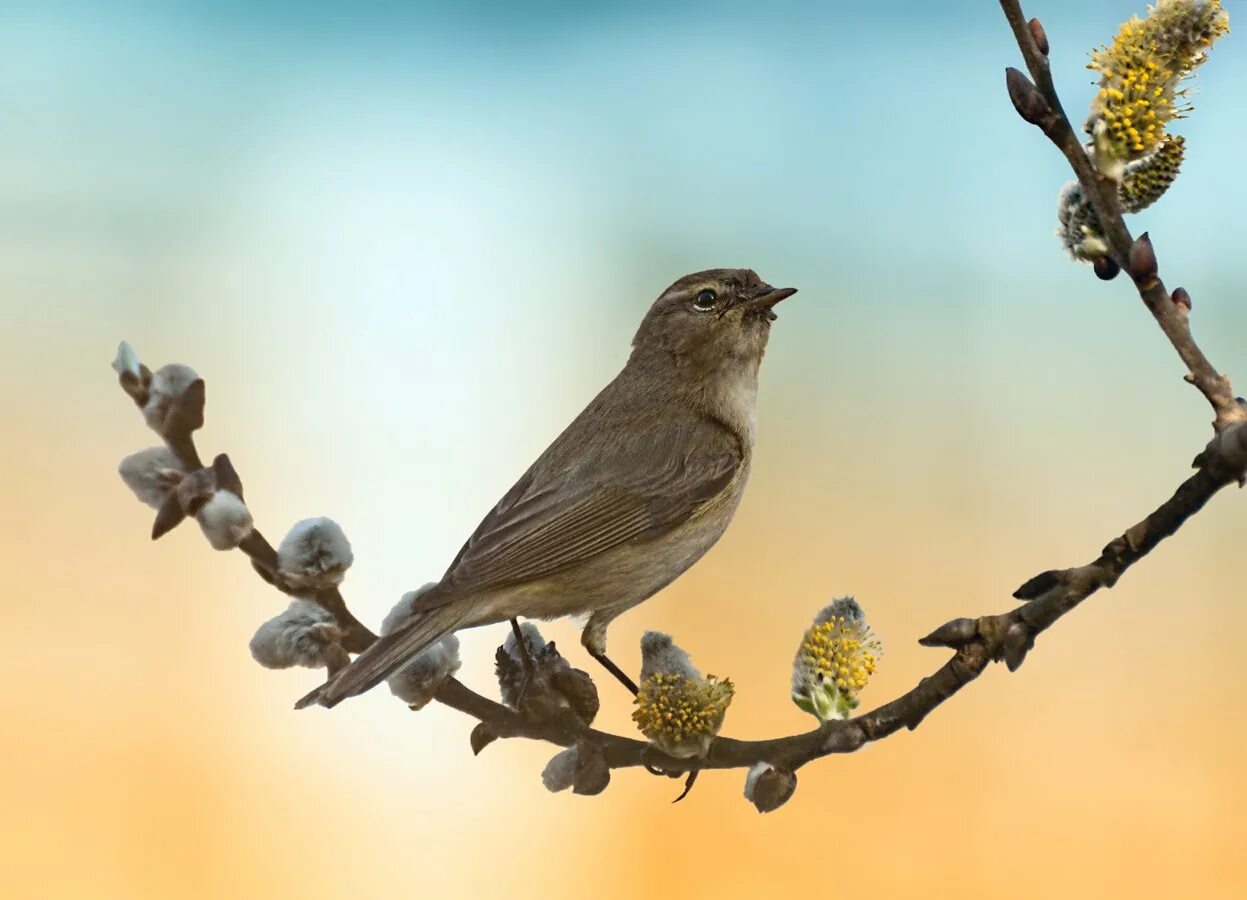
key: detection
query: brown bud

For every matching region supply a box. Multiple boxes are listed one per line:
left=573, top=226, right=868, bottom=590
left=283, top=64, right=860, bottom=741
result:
left=918, top=617, right=978, bottom=649
left=745, top=765, right=798, bottom=814
left=1127, top=232, right=1158, bottom=283
left=470, top=722, right=498, bottom=756
left=550, top=666, right=600, bottom=726
left=1172, top=287, right=1192, bottom=312
left=1093, top=256, right=1121, bottom=281
left=1013, top=569, right=1063, bottom=600
left=151, top=490, right=188, bottom=540
left=1005, top=67, right=1050, bottom=127
left=571, top=741, right=610, bottom=796
left=1002, top=623, right=1036, bottom=672
left=1027, top=17, right=1050, bottom=55
left=212, top=453, right=245, bottom=499
left=166, top=378, right=206, bottom=435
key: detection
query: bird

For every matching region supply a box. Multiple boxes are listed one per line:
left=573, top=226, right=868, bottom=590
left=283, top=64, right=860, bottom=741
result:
left=298, top=268, right=797, bottom=708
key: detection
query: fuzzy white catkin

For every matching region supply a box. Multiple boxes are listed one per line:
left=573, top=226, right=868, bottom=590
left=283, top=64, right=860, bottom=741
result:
left=381, top=585, right=462, bottom=708
left=276, top=517, right=354, bottom=591
left=250, top=599, right=343, bottom=669
left=142, top=363, right=199, bottom=432
left=386, top=634, right=461, bottom=708
left=118, top=446, right=183, bottom=508
left=639, top=631, right=700, bottom=681
left=541, top=747, right=579, bottom=793
left=380, top=583, right=438, bottom=635
left=196, top=490, right=254, bottom=550
left=503, top=621, right=548, bottom=660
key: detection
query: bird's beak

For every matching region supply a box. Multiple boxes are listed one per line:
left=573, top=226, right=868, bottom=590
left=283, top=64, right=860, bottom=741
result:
left=745, top=286, right=798, bottom=320
left=749, top=287, right=798, bottom=309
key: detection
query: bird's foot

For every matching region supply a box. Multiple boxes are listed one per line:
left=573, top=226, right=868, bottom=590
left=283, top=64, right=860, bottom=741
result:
left=640, top=746, right=701, bottom=803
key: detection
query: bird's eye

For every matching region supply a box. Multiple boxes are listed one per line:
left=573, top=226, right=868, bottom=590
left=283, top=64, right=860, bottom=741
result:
left=692, top=289, right=717, bottom=311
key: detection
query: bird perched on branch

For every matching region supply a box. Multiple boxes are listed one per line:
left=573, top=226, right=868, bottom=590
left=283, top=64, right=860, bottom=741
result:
left=299, top=269, right=797, bottom=708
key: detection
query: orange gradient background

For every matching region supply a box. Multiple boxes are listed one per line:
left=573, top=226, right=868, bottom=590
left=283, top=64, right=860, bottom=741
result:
left=3, top=1, right=1247, bottom=898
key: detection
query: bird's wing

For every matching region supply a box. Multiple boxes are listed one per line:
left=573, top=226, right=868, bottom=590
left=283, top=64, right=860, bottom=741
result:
left=440, top=419, right=743, bottom=594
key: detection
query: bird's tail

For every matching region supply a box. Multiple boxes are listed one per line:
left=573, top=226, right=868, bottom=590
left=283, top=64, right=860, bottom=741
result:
left=296, top=599, right=469, bottom=710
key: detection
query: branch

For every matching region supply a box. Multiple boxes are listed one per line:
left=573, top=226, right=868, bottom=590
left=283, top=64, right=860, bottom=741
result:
left=109, top=1, right=1247, bottom=809
left=999, top=0, right=1244, bottom=432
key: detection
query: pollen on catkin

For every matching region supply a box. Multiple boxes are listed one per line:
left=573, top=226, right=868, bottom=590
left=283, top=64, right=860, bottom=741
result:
left=790, top=597, right=882, bottom=722
left=1087, top=0, right=1229, bottom=166
left=632, top=632, right=733, bottom=759
left=1119, top=135, right=1186, bottom=212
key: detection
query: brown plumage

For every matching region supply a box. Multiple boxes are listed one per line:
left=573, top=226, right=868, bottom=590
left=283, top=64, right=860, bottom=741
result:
left=298, top=268, right=796, bottom=708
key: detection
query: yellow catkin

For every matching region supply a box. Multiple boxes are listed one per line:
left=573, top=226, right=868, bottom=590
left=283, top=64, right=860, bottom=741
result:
left=633, top=672, right=734, bottom=757
left=1119, top=135, right=1186, bottom=212
left=1087, top=0, right=1228, bottom=161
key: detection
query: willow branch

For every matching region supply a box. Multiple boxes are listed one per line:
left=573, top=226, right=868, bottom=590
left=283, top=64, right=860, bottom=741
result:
left=110, top=1, right=1247, bottom=803
left=1000, top=0, right=1244, bottom=431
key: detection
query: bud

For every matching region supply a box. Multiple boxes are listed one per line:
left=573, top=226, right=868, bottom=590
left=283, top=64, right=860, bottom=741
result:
left=1027, top=17, right=1049, bottom=55
left=1001, top=622, right=1036, bottom=672
left=918, top=617, right=978, bottom=649
left=470, top=722, right=498, bottom=756
left=632, top=632, right=733, bottom=759
left=276, top=517, right=355, bottom=591
left=1005, top=67, right=1050, bottom=127
left=791, top=597, right=882, bottom=722
left=743, top=762, right=797, bottom=814
left=1172, top=286, right=1192, bottom=312
left=249, top=598, right=350, bottom=672
left=1093, top=256, right=1121, bottom=281
left=1128, top=232, right=1159, bottom=283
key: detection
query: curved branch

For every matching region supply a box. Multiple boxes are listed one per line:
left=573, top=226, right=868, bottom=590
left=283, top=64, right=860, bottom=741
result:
left=111, top=0, right=1246, bottom=801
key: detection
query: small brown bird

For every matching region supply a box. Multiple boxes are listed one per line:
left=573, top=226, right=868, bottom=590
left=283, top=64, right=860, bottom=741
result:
left=300, top=269, right=796, bottom=708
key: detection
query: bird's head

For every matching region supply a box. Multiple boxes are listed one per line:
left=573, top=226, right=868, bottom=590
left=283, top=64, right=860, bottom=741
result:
left=631, top=269, right=796, bottom=372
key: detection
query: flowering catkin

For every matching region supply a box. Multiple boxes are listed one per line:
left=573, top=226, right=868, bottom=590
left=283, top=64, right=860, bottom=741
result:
left=1087, top=0, right=1228, bottom=167
left=791, top=597, right=882, bottom=722
left=276, top=517, right=355, bottom=591
left=632, top=632, right=733, bottom=759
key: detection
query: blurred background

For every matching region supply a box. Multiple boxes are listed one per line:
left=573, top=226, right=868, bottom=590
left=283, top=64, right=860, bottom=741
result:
left=3, top=0, right=1246, bottom=897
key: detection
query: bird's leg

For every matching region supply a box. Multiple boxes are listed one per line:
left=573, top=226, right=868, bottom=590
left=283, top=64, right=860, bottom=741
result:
left=588, top=650, right=639, bottom=696
left=510, top=617, right=536, bottom=672
left=581, top=612, right=639, bottom=695
left=510, top=617, right=537, bottom=710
